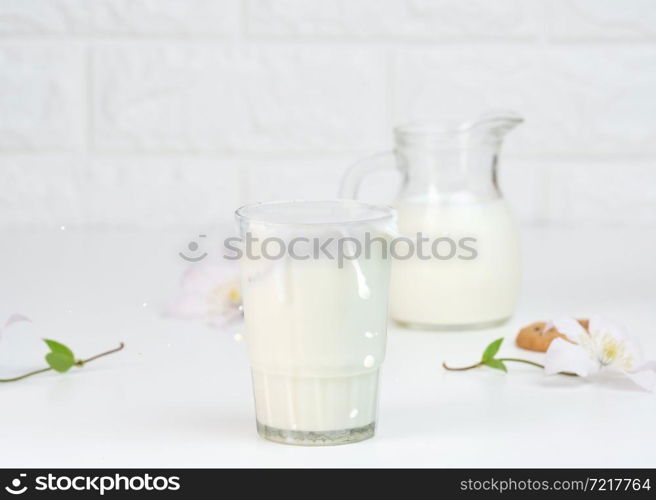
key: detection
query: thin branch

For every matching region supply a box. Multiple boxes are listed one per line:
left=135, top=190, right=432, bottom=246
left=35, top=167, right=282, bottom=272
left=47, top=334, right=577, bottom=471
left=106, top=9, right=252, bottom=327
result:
left=0, top=343, right=125, bottom=383
left=0, top=366, right=52, bottom=383
left=76, top=342, right=125, bottom=366
left=443, top=356, right=578, bottom=377
left=442, top=361, right=482, bottom=371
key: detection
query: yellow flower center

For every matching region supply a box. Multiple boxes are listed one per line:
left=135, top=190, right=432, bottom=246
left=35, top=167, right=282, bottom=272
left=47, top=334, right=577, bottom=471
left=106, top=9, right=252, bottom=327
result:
left=595, top=332, right=633, bottom=370
left=207, top=283, right=242, bottom=315
left=227, top=287, right=241, bottom=305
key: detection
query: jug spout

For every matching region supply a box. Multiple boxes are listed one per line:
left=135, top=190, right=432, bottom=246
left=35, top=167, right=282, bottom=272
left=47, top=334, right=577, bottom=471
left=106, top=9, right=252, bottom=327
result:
left=340, top=110, right=523, bottom=201
left=465, top=110, right=524, bottom=143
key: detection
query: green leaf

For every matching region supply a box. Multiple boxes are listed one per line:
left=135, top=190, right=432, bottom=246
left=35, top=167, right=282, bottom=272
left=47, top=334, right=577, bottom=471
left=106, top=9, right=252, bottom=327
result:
left=45, top=352, right=75, bottom=372
left=43, top=339, right=76, bottom=373
left=484, top=359, right=507, bottom=373
left=44, top=339, right=74, bottom=358
left=481, top=338, right=504, bottom=362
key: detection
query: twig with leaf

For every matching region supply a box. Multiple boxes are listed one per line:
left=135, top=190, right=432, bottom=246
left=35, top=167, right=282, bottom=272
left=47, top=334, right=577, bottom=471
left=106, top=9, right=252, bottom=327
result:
left=0, top=339, right=125, bottom=383
left=442, top=337, right=577, bottom=376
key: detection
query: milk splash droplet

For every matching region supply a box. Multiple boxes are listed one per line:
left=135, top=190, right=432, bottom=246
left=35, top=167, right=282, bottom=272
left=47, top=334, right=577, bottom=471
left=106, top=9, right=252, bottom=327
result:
left=338, top=230, right=371, bottom=299
left=353, top=261, right=371, bottom=299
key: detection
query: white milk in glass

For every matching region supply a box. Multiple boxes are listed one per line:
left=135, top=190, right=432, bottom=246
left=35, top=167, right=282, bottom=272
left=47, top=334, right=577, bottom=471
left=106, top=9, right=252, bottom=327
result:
left=390, top=198, right=520, bottom=327
left=340, top=113, right=525, bottom=329
left=238, top=203, right=393, bottom=445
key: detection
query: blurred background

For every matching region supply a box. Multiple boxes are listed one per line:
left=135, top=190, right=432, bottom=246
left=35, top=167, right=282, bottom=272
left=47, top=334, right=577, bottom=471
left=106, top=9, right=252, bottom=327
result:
left=1, top=1, right=656, bottom=469
left=1, top=0, right=655, bottom=231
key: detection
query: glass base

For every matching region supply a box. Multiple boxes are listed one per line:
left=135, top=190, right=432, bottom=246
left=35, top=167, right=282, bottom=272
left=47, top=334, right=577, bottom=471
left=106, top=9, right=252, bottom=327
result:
left=395, top=316, right=511, bottom=331
left=256, top=421, right=375, bottom=446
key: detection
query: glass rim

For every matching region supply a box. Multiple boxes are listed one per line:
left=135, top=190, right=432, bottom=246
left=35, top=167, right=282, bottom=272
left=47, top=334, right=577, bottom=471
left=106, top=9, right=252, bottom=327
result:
left=235, top=199, right=395, bottom=226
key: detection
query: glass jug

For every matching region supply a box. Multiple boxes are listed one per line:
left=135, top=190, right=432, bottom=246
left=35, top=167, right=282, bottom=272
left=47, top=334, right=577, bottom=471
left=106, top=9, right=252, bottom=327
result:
left=340, top=111, right=523, bottom=329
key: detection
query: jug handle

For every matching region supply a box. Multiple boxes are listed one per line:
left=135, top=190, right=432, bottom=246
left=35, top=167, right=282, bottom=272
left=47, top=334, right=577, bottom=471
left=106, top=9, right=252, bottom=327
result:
left=339, top=151, right=398, bottom=199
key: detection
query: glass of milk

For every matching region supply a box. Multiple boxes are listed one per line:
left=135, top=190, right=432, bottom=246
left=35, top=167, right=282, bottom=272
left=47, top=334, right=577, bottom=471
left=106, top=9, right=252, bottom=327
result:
left=235, top=200, right=395, bottom=445
left=340, top=111, right=523, bottom=329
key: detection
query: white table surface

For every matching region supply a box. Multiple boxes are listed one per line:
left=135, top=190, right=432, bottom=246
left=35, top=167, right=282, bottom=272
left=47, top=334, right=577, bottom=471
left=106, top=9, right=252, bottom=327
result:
left=1, top=226, right=655, bottom=468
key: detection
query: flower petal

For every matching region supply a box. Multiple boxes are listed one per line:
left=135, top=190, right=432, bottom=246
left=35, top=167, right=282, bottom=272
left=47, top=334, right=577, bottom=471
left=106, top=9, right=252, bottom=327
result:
left=589, top=315, right=629, bottom=341
left=545, top=337, right=599, bottom=377
left=626, top=360, right=656, bottom=393
left=551, top=317, right=589, bottom=343
left=589, top=316, right=644, bottom=371
left=207, top=308, right=243, bottom=329
left=179, top=259, right=240, bottom=294
left=165, top=256, right=243, bottom=326
left=2, top=314, right=31, bottom=330
left=163, top=294, right=208, bottom=319
left=0, top=314, right=31, bottom=340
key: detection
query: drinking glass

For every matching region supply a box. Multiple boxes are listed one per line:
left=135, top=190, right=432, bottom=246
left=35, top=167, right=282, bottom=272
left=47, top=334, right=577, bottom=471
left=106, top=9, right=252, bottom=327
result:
left=235, top=200, right=395, bottom=445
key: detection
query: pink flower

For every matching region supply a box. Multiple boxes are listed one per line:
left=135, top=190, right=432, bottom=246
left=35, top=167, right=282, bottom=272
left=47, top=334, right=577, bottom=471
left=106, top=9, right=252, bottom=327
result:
left=0, top=314, right=31, bottom=341
left=165, top=259, right=242, bottom=329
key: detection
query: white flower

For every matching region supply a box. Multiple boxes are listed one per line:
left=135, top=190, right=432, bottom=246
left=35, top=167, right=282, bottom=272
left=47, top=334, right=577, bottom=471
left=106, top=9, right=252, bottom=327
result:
left=545, top=316, right=656, bottom=392
left=164, top=259, right=242, bottom=329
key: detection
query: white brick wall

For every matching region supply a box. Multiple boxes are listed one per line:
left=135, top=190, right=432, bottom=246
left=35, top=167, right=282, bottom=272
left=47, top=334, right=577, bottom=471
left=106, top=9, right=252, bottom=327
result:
left=0, top=0, right=655, bottom=230
left=93, top=44, right=387, bottom=152
left=247, top=0, right=537, bottom=39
